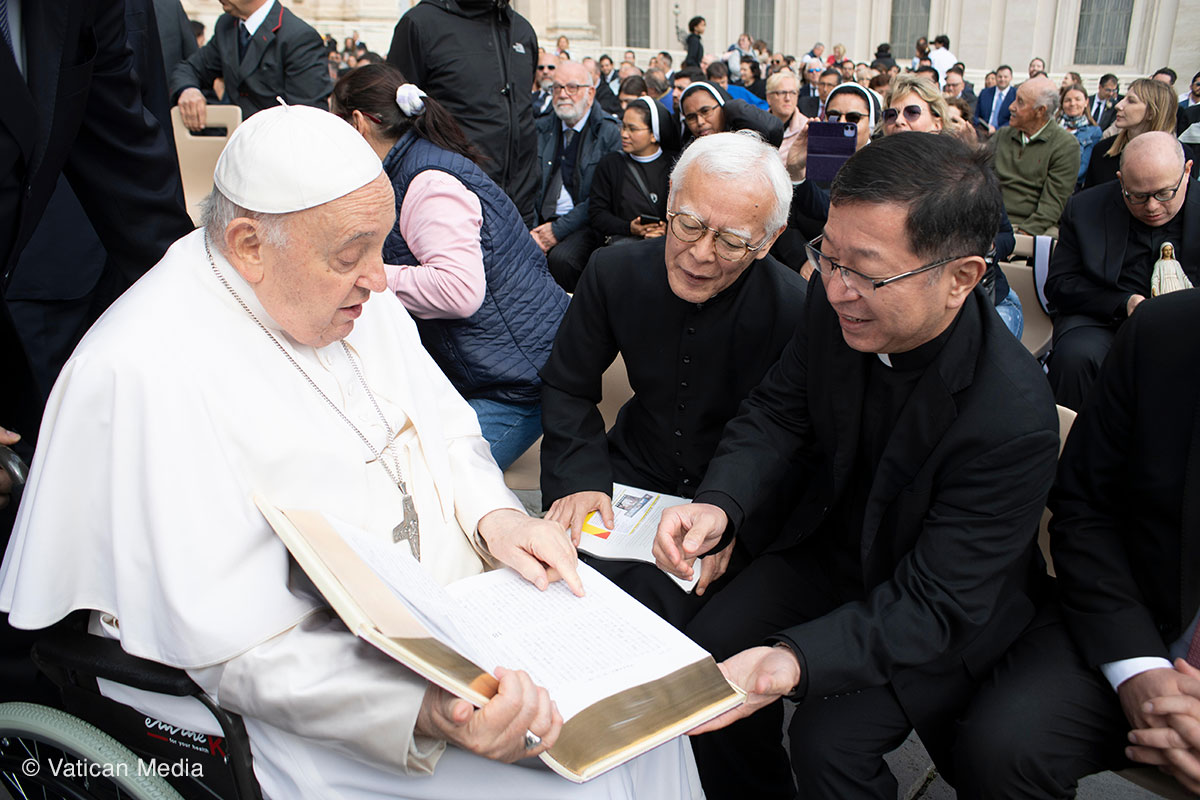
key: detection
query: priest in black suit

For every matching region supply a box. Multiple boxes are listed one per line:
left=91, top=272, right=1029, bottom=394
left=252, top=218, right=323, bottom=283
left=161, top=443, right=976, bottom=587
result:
left=954, top=287, right=1200, bottom=798
left=655, top=132, right=1059, bottom=800
left=1046, top=132, right=1197, bottom=410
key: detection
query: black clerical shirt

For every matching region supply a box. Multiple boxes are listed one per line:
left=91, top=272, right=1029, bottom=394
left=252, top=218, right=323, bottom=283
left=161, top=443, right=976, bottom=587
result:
left=539, top=238, right=807, bottom=506
left=1115, top=212, right=1186, bottom=309
left=813, top=314, right=962, bottom=596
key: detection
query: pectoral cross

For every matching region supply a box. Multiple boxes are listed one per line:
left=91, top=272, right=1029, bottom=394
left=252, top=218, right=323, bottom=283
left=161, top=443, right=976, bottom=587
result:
left=392, top=481, right=421, bottom=560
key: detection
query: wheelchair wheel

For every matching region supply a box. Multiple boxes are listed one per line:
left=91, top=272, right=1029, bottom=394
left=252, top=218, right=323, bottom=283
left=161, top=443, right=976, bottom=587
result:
left=0, top=702, right=185, bottom=800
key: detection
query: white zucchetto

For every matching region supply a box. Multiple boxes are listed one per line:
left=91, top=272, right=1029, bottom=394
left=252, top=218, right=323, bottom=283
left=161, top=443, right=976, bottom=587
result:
left=213, top=102, right=383, bottom=214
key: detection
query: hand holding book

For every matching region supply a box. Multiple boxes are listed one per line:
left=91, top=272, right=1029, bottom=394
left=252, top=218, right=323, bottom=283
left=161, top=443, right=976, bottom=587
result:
left=417, top=666, right=562, bottom=762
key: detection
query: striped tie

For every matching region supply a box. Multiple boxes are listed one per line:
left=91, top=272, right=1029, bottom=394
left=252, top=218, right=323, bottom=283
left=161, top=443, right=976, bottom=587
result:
left=1187, top=621, right=1200, bottom=669
left=0, top=0, right=13, bottom=59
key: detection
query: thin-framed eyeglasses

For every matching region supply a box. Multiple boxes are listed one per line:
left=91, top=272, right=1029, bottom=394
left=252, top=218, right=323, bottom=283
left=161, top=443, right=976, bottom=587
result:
left=682, top=104, right=719, bottom=125
left=767, top=89, right=799, bottom=99
left=882, top=104, right=934, bottom=124
left=620, top=123, right=651, bottom=133
left=551, top=82, right=589, bottom=95
left=668, top=211, right=769, bottom=261
left=805, top=235, right=966, bottom=294
left=1120, top=168, right=1187, bottom=204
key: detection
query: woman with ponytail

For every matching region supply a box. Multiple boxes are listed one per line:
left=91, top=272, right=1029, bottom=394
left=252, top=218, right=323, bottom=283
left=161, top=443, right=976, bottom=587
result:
left=333, top=63, right=568, bottom=470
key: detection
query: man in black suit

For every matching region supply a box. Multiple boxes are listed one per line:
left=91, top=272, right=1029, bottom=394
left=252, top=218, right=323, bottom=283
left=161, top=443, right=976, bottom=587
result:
left=655, top=133, right=1059, bottom=800
left=1046, top=132, right=1196, bottom=410
left=171, top=0, right=331, bottom=131
left=0, top=0, right=193, bottom=701
left=7, top=0, right=184, bottom=398
left=954, top=288, right=1200, bottom=798
left=1090, top=73, right=1121, bottom=130
left=539, top=132, right=805, bottom=628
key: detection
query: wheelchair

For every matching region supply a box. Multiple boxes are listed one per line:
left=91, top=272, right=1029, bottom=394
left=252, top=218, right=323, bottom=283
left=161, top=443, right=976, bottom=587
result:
left=0, top=626, right=262, bottom=800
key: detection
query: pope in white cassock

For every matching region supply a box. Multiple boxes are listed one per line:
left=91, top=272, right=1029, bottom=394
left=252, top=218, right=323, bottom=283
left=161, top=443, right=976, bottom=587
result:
left=0, top=105, right=701, bottom=799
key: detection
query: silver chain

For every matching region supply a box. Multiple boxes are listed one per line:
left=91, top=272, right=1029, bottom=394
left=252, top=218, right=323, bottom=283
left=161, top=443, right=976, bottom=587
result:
left=204, top=235, right=406, bottom=491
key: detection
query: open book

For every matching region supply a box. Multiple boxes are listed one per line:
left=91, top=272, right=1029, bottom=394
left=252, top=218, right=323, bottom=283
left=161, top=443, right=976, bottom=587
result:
left=580, top=483, right=700, bottom=592
left=255, top=498, right=743, bottom=783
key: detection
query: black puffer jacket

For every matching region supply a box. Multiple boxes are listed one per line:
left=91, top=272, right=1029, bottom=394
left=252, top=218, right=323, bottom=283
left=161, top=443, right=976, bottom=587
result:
left=387, top=0, right=541, bottom=225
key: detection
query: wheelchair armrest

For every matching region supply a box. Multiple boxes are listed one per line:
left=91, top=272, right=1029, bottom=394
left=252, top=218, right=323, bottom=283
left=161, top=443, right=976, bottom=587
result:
left=32, top=629, right=202, bottom=697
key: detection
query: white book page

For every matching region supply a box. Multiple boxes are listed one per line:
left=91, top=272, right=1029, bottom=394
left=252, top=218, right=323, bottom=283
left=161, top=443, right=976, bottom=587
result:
left=444, top=563, right=710, bottom=720
left=325, top=515, right=710, bottom=721
left=328, top=515, right=507, bottom=670
left=579, top=483, right=700, bottom=592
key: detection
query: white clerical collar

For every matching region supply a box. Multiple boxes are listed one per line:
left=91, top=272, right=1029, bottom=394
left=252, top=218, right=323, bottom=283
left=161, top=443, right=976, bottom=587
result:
left=631, top=148, right=662, bottom=163
left=877, top=353, right=893, bottom=368
left=205, top=230, right=287, bottom=335
left=242, top=0, right=273, bottom=35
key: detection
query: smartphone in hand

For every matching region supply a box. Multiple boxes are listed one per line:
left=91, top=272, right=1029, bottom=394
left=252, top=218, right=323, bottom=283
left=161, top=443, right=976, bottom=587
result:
left=806, top=121, right=858, bottom=183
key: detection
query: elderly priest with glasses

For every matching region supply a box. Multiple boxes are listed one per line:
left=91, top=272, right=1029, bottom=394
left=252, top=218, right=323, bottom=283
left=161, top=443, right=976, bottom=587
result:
left=539, top=131, right=806, bottom=629
left=0, top=105, right=701, bottom=800
left=654, top=132, right=1060, bottom=800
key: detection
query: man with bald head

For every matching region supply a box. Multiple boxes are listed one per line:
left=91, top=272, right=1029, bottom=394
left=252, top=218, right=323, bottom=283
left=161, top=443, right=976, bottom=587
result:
left=0, top=104, right=699, bottom=799
left=993, top=75, right=1081, bottom=235
left=532, top=60, right=622, bottom=291
left=1044, top=131, right=1197, bottom=409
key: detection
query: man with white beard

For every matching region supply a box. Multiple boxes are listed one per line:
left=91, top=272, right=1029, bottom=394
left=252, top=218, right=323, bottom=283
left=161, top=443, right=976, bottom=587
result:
left=0, top=104, right=701, bottom=800
left=531, top=60, right=622, bottom=292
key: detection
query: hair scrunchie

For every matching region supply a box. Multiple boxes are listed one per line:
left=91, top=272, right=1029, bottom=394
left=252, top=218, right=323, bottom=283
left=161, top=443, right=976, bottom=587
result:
left=395, top=83, right=427, bottom=117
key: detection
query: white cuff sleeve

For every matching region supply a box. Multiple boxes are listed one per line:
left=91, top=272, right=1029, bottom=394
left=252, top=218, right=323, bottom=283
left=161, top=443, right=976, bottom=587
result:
left=1100, top=657, right=1175, bottom=692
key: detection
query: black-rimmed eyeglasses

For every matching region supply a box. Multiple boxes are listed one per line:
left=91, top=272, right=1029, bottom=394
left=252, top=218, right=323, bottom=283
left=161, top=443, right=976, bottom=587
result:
left=805, top=235, right=966, bottom=294
left=1120, top=168, right=1187, bottom=205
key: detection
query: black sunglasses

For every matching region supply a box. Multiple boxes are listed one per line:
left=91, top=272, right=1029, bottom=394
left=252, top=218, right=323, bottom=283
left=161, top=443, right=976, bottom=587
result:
left=826, top=110, right=867, bottom=124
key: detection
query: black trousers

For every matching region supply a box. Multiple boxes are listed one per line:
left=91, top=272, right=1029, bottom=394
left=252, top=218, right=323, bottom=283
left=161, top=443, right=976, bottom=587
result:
left=1047, top=318, right=1118, bottom=411
left=682, top=552, right=1086, bottom=800
left=546, top=228, right=600, bottom=293
left=953, top=605, right=1133, bottom=799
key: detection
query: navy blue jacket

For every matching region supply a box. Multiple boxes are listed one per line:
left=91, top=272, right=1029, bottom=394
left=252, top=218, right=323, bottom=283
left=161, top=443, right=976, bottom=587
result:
left=382, top=133, right=568, bottom=404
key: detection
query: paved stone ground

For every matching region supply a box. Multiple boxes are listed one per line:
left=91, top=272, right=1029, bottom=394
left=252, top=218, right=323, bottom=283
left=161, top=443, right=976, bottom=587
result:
left=881, top=731, right=1163, bottom=799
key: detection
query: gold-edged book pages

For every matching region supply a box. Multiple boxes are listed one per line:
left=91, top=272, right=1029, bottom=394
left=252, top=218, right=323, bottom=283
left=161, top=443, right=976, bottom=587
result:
left=254, top=497, right=744, bottom=783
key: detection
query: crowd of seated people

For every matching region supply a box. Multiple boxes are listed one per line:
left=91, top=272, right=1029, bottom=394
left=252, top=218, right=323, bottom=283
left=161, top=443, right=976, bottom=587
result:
left=1, top=3, right=1198, bottom=798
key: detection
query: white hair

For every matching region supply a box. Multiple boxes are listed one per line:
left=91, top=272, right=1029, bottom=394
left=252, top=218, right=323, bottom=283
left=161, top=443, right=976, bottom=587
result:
left=1025, top=79, right=1060, bottom=116
left=199, top=188, right=290, bottom=253
left=668, top=131, right=792, bottom=237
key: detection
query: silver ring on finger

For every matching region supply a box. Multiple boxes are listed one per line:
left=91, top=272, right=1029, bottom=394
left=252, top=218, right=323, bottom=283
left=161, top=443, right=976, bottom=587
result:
left=524, top=730, right=542, bottom=750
